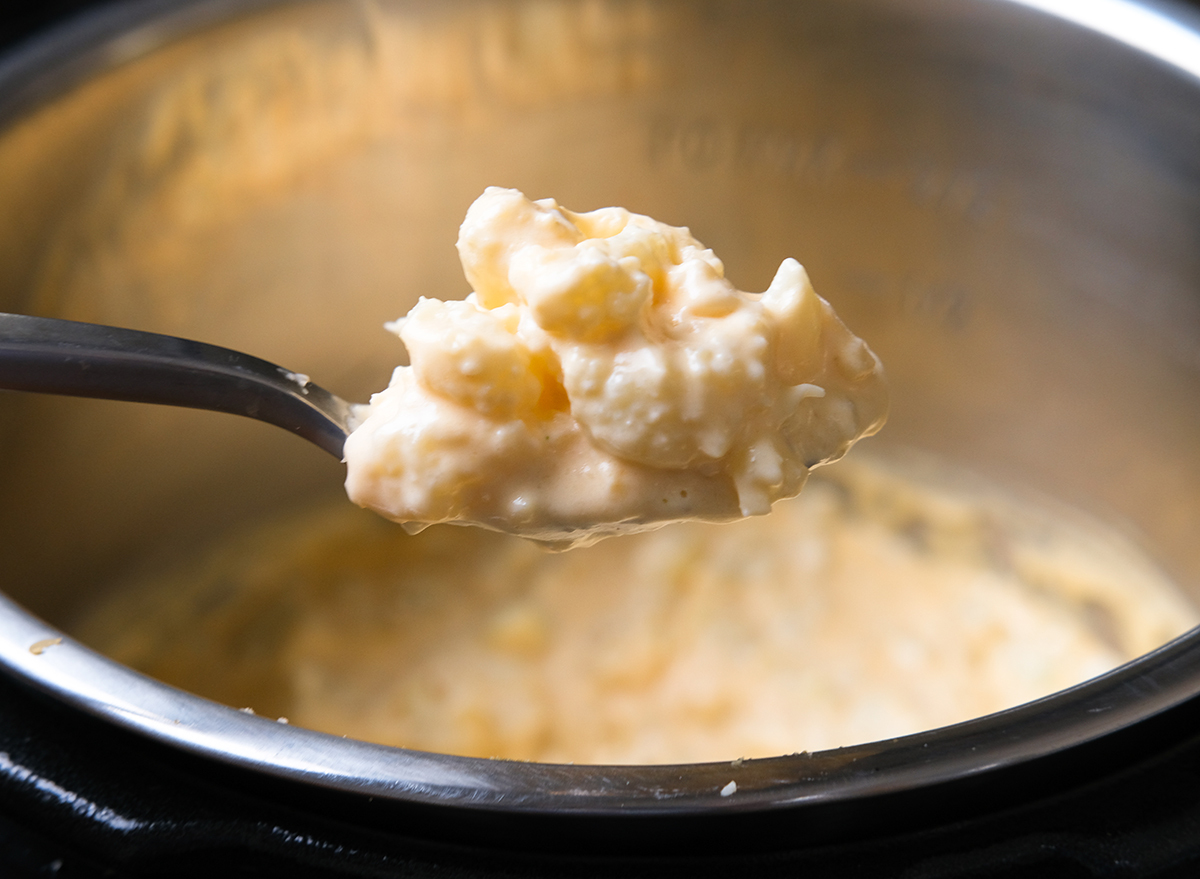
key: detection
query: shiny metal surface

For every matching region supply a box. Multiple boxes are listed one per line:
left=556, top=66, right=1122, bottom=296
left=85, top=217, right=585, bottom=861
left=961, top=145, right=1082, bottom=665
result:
left=0, top=312, right=356, bottom=458
left=1, top=0, right=1199, bottom=823
left=4, top=583, right=1200, bottom=817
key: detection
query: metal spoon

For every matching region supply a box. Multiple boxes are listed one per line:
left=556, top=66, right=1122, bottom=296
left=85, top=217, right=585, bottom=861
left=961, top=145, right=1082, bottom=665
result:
left=0, top=312, right=361, bottom=458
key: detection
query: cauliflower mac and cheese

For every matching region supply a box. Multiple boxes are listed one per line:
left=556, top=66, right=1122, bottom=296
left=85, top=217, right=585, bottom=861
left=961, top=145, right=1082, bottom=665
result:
left=343, top=188, right=888, bottom=544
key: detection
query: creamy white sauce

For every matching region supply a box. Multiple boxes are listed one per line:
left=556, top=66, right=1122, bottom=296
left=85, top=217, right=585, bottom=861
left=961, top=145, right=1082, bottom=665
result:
left=343, top=188, right=888, bottom=545
left=76, top=453, right=1198, bottom=765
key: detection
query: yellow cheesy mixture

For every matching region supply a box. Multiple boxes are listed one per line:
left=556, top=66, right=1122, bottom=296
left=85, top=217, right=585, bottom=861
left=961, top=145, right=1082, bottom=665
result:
left=343, top=188, right=888, bottom=545
left=75, top=453, right=1197, bottom=765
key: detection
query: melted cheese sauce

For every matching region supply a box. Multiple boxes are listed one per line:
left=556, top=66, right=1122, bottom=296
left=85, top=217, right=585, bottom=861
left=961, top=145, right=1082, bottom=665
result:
left=343, top=188, right=887, bottom=544
left=76, top=454, right=1197, bottom=765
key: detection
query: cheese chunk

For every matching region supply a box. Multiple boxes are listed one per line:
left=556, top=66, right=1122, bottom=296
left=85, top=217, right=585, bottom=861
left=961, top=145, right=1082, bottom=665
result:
left=343, top=188, right=888, bottom=544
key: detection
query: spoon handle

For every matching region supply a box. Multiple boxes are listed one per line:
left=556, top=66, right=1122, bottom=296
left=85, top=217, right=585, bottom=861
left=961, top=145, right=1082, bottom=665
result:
left=0, top=312, right=356, bottom=459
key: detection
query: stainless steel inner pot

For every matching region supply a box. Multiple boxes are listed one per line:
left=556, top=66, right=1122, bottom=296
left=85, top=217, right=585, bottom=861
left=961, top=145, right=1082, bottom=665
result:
left=2, top=0, right=1200, bottom=838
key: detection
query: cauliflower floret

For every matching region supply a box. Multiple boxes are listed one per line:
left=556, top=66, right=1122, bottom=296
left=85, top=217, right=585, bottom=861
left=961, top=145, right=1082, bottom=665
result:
left=400, top=299, right=541, bottom=417
left=344, top=187, right=888, bottom=545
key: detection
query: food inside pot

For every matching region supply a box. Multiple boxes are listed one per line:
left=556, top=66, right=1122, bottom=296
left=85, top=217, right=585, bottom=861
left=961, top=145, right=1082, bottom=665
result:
left=73, top=452, right=1196, bottom=764
left=7, top=0, right=1199, bottom=768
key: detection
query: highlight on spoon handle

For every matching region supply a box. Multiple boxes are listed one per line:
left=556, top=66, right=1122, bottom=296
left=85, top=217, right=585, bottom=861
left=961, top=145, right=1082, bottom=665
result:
left=0, top=312, right=354, bottom=459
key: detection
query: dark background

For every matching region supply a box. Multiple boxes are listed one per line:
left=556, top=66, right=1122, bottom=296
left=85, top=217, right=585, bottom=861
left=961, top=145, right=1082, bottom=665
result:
left=0, top=0, right=111, bottom=53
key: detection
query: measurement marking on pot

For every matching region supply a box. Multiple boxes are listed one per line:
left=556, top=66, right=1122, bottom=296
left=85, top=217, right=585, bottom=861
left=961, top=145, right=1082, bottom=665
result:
left=842, top=271, right=973, bottom=332
left=648, top=116, right=841, bottom=180
left=647, top=116, right=994, bottom=222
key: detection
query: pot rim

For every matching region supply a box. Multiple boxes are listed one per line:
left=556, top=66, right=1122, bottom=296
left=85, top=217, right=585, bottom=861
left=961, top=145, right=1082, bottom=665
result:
left=4, top=590, right=1200, bottom=816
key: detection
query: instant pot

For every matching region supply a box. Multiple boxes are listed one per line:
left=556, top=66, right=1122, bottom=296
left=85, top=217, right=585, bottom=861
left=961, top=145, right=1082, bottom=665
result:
left=3, top=0, right=1200, bottom=875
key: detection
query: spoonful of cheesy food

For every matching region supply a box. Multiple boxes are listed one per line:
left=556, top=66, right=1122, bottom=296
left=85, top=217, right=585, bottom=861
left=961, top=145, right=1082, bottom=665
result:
left=0, top=188, right=886, bottom=546
left=342, top=187, right=887, bottom=545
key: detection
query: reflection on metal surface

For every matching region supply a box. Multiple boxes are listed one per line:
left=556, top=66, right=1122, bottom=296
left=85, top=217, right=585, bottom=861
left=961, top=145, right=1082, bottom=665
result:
left=1009, top=0, right=1200, bottom=82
